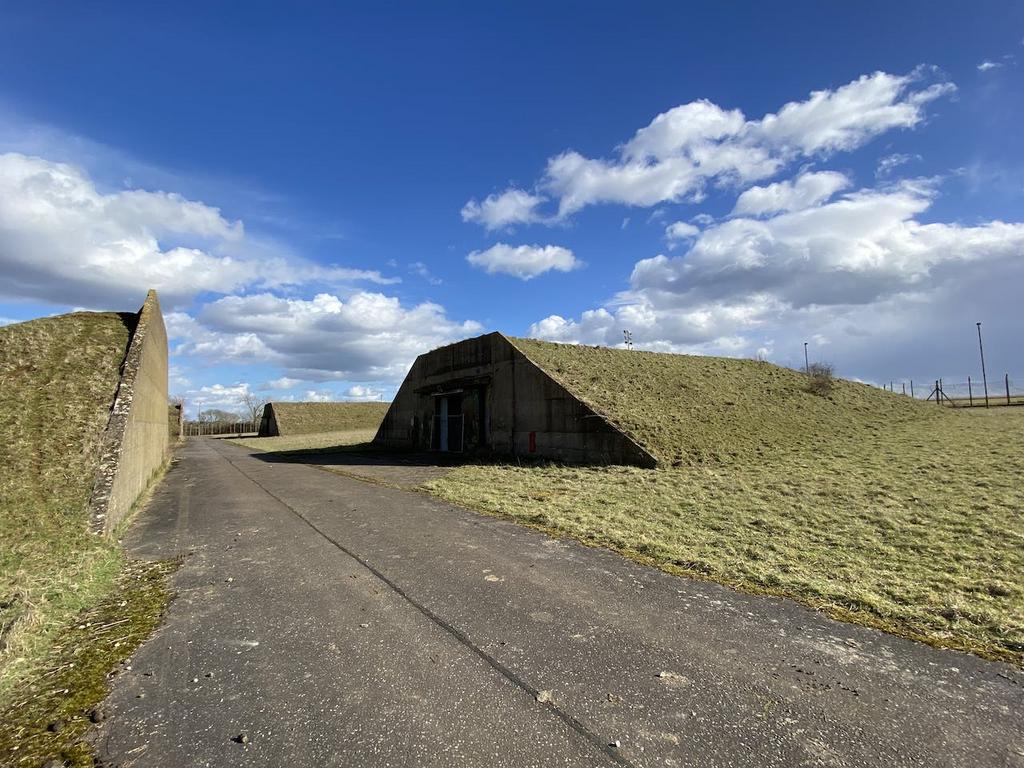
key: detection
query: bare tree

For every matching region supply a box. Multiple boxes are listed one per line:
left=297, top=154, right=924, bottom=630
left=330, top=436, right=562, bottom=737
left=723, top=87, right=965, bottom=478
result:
left=240, top=393, right=267, bottom=425
left=198, top=408, right=239, bottom=423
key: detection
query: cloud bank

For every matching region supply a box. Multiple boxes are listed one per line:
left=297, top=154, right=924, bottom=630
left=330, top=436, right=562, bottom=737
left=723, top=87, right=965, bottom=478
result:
left=0, top=153, right=395, bottom=309
left=464, top=70, right=954, bottom=229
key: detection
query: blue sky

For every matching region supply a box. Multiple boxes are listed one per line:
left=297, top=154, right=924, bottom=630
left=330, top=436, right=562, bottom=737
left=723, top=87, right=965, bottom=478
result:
left=1, top=2, right=1022, bottom=414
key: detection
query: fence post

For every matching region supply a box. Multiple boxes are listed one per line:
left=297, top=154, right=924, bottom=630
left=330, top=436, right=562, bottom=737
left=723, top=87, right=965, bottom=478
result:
left=910, top=380, right=914, bottom=398
left=935, top=380, right=940, bottom=406
left=969, top=376, right=973, bottom=407
left=902, top=382, right=906, bottom=396
left=1007, top=373, right=1011, bottom=406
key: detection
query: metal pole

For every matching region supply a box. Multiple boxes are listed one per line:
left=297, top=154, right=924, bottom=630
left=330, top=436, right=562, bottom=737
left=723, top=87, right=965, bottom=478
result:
left=910, top=380, right=914, bottom=398
left=968, top=376, right=973, bottom=407
left=977, top=322, right=989, bottom=408
left=902, top=382, right=906, bottom=396
left=1006, top=373, right=1011, bottom=406
left=803, top=342, right=809, bottom=374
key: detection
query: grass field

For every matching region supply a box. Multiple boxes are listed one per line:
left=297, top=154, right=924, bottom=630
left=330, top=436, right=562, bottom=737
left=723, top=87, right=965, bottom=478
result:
left=0, top=312, right=172, bottom=766
left=227, top=428, right=377, bottom=453
left=427, top=342, right=1024, bottom=666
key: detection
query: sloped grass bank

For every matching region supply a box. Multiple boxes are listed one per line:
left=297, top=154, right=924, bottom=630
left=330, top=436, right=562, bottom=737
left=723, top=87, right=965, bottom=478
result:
left=510, top=338, right=946, bottom=466
left=0, top=312, right=133, bottom=684
left=428, top=407, right=1024, bottom=666
left=0, top=312, right=174, bottom=764
left=267, top=401, right=389, bottom=435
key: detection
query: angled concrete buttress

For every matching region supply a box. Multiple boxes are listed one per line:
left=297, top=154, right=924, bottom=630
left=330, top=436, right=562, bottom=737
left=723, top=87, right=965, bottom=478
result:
left=374, top=332, right=656, bottom=467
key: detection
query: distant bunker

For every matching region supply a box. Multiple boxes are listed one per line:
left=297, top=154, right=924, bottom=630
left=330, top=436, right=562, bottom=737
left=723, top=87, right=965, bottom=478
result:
left=374, top=333, right=657, bottom=467
left=258, top=401, right=390, bottom=437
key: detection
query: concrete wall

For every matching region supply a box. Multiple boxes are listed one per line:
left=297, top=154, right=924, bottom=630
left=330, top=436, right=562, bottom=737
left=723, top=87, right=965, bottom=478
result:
left=89, top=290, right=170, bottom=534
left=258, top=403, right=280, bottom=437
left=376, top=333, right=656, bottom=467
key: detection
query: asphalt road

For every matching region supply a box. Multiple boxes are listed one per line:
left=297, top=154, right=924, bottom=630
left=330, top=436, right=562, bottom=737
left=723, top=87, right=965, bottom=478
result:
left=95, top=438, right=1024, bottom=767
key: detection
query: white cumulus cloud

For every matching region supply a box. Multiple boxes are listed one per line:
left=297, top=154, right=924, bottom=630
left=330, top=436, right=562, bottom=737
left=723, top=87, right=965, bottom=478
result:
left=664, top=221, right=700, bottom=245
left=529, top=178, right=1024, bottom=375
left=464, top=69, right=954, bottom=227
left=730, top=171, right=851, bottom=216
left=345, top=384, right=384, bottom=401
left=461, top=188, right=547, bottom=231
left=466, top=243, right=580, bottom=280
left=264, top=376, right=304, bottom=390
left=171, top=291, right=482, bottom=383
left=0, top=153, right=395, bottom=308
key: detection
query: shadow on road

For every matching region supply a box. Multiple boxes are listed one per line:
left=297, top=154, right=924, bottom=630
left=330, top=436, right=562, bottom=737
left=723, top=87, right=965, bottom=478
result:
left=247, top=444, right=471, bottom=489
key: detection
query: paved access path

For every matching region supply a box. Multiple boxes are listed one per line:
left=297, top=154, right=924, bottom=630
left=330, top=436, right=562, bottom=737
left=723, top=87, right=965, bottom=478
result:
left=95, top=439, right=1023, bottom=767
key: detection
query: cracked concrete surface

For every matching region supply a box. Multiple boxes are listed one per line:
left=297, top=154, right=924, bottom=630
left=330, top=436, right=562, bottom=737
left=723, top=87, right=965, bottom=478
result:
left=95, top=439, right=1024, bottom=767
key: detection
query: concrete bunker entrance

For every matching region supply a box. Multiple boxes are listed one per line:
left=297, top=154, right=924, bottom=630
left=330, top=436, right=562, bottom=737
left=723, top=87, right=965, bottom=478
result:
left=430, top=386, right=488, bottom=453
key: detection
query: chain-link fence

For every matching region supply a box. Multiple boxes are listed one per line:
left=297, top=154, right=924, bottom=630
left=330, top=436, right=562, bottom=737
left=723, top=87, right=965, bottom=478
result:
left=877, top=374, right=1024, bottom=407
left=183, top=420, right=259, bottom=437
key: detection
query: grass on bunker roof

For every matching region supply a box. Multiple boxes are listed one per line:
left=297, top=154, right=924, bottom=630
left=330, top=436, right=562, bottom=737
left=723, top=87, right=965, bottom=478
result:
left=268, top=401, right=389, bottom=436
left=428, top=341, right=1024, bottom=666
left=0, top=312, right=173, bottom=765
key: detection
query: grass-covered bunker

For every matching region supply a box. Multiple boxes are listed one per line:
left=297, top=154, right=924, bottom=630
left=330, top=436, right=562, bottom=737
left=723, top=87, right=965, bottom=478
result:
left=374, top=333, right=657, bottom=466
left=258, top=401, right=390, bottom=437
left=377, top=332, right=948, bottom=469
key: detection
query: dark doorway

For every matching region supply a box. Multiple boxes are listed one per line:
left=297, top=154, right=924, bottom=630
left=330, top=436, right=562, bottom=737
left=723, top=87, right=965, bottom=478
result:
left=432, top=393, right=464, bottom=452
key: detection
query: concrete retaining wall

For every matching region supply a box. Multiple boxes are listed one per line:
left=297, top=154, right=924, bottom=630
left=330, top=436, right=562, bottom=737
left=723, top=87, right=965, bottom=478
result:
left=89, top=290, right=170, bottom=534
left=376, top=333, right=656, bottom=467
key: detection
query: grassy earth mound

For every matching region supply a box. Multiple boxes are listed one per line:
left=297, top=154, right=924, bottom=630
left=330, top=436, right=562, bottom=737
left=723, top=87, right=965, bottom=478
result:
left=510, top=337, right=944, bottom=466
left=0, top=312, right=134, bottom=680
left=268, top=401, right=390, bottom=435
left=0, top=311, right=173, bottom=765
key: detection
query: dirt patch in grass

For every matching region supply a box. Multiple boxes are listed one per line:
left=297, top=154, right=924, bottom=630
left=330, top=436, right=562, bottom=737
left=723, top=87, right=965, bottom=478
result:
left=226, top=428, right=378, bottom=453
left=428, top=406, right=1024, bottom=666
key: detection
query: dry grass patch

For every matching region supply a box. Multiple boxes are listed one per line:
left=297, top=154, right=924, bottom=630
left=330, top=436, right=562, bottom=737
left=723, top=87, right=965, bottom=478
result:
left=0, top=560, right=174, bottom=767
left=428, top=405, right=1024, bottom=666
left=226, top=428, right=377, bottom=453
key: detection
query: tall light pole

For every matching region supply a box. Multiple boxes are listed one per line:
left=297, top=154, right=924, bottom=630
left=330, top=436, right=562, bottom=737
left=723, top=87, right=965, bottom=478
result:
left=977, top=322, right=989, bottom=408
left=803, top=342, right=809, bottom=374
